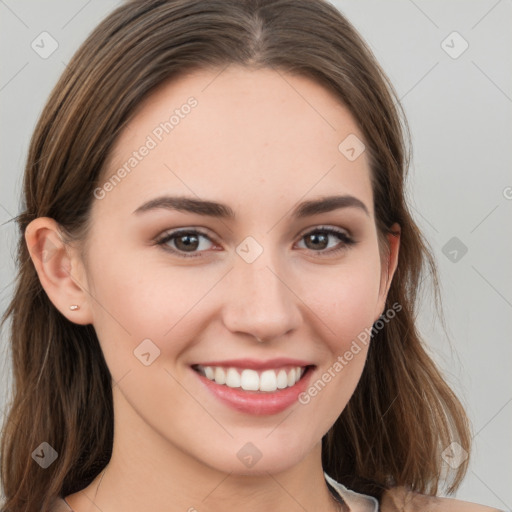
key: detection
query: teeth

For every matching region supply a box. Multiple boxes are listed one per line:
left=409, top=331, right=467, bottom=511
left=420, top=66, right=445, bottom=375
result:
left=196, top=365, right=306, bottom=392
left=287, top=368, right=296, bottom=387
left=276, top=369, right=288, bottom=389
left=260, top=370, right=277, bottom=392
left=214, top=367, right=226, bottom=385
left=225, top=368, right=241, bottom=388
left=241, top=369, right=260, bottom=391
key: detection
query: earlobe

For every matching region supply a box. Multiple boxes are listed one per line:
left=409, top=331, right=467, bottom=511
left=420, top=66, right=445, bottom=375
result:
left=376, top=224, right=401, bottom=319
left=25, top=217, right=93, bottom=325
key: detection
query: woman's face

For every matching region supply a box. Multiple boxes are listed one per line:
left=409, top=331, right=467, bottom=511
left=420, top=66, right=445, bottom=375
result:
left=77, top=66, right=397, bottom=474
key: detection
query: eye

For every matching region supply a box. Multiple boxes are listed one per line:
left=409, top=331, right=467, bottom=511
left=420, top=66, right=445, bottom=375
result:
left=155, top=229, right=216, bottom=258
left=155, top=226, right=355, bottom=259
left=296, top=226, right=355, bottom=256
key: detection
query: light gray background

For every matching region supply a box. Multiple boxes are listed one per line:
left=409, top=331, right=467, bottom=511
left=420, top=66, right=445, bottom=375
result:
left=1, top=0, right=510, bottom=509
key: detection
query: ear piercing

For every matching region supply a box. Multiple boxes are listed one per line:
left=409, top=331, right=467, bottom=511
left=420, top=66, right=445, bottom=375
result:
left=69, top=305, right=80, bottom=311
left=255, top=336, right=263, bottom=343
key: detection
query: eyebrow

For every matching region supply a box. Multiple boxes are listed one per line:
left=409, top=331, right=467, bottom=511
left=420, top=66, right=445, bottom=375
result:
left=132, top=194, right=369, bottom=218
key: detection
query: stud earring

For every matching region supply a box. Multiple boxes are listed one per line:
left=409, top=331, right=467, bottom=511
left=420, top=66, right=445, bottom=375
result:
left=69, top=305, right=80, bottom=311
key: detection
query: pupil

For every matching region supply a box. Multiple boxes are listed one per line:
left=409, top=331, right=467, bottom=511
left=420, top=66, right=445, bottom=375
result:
left=308, top=233, right=327, bottom=250
left=177, top=234, right=198, bottom=251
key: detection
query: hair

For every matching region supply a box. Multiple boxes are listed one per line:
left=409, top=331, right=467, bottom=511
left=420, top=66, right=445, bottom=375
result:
left=1, top=0, right=471, bottom=510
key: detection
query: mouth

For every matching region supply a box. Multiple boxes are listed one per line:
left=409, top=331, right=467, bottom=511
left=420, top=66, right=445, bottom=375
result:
left=191, top=364, right=314, bottom=393
left=190, top=360, right=316, bottom=415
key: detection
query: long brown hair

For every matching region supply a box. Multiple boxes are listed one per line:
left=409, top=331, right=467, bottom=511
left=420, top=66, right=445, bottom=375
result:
left=1, top=0, right=471, bottom=510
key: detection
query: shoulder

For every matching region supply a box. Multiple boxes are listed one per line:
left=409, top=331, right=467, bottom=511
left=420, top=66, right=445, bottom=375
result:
left=380, top=486, right=506, bottom=512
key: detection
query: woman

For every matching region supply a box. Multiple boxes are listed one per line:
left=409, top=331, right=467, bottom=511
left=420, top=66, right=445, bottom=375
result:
left=0, top=1, right=503, bottom=511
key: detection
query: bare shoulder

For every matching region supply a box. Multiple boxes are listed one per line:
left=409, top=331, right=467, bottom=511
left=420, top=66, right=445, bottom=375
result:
left=380, top=486, right=505, bottom=512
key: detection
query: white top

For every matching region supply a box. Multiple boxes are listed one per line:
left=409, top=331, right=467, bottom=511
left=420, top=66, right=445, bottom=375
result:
left=50, top=473, right=379, bottom=511
left=325, top=472, right=379, bottom=511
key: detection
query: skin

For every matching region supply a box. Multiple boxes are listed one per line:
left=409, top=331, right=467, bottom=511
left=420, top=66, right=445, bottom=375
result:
left=26, top=66, right=399, bottom=512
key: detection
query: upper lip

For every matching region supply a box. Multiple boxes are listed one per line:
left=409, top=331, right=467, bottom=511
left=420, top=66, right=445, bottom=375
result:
left=192, top=358, right=315, bottom=370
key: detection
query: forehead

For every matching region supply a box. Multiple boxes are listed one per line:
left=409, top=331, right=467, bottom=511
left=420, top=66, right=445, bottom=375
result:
left=98, top=65, right=373, bottom=219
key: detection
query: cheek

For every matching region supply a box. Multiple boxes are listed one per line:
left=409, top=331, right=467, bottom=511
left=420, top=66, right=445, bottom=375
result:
left=84, top=242, right=192, bottom=377
left=84, top=238, right=236, bottom=388
left=301, top=244, right=383, bottom=351
left=294, top=253, right=382, bottom=429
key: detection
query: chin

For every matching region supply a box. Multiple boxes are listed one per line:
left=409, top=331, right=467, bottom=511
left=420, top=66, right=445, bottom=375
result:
left=188, top=431, right=317, bottom=476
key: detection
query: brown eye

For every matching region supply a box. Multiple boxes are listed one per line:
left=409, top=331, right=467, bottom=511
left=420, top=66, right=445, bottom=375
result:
left=174, top=233, right=200, bottom=252
left=156, top=229, right=214, bottom=258
left=297, top=227, right=355, bottom=255
left=304, top=232, right=329, bottom=250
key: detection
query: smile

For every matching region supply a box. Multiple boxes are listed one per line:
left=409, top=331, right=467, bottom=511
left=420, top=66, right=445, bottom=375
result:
left=191, top=360, right=315, bottom=415
left=193, top=364, right=307, bottom=392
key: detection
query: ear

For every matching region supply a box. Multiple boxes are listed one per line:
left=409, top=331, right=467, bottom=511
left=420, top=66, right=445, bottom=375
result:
left=25, top=217, right=93, bottom=325
left=375, top=223, right=400, bottom=321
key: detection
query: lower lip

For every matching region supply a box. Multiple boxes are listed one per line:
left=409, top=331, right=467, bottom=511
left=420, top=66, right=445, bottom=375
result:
left=193, top=367, right=314, bottom=415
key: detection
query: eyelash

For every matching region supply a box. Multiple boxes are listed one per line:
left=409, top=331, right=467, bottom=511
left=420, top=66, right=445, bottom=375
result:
left=155, top=226, right=356, bottom=259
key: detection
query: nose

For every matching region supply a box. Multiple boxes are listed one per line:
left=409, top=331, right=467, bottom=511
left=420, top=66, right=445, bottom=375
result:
left=221, top=246, right=302, bottom=342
